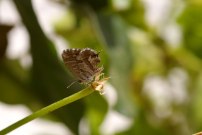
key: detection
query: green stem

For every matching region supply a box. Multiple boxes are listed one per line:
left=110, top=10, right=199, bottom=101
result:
left=0, top=87, right=94, bottom=134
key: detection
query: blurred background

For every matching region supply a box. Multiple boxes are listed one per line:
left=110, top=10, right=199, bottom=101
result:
left=0, top=0, right=202, bottom=134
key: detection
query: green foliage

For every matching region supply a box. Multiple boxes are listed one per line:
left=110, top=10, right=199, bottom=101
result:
left=1, top=0, right=202, bottom=134
left=178, top=2, right=202, bottom=58
left=85, top=92, right=108, bottom=135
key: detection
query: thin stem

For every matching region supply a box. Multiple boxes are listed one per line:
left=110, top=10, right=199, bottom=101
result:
left=0, top=87, right=94, bottom=134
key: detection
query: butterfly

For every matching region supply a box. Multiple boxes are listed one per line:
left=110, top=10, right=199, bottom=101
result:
left=62, top=48, right=109, bottom=94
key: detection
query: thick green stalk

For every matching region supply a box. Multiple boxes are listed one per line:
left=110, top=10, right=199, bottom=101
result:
left=0, top=87, right=94, bottom=134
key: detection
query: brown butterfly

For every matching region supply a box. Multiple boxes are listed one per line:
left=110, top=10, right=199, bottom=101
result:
left=62, top=48, right=108, bottom=94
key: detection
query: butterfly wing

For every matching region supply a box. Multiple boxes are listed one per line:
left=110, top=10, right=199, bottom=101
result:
left=62, top=49, right=85, bottom=82
left=80, top=48, right=103, bottom=74
left=62, top=48, right=102, bottom=83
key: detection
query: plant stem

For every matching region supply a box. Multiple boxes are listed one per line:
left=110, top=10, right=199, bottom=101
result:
left=0, top=87, right=94, bottom=134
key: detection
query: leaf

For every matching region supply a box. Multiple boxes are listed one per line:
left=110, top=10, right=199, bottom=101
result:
left=191, top=72, right=202, bottom=130
left=178, top=4, right=202, bottom=58
left=116, top=111, right=171, bottom=135
left=0, top=58, right=34, bottom=105
left=95, top=13, right=136, bottom=116
left=13, top=0, right=85, bottom=134
left=0, top=24, right=13, bottom=59
left=85, top=92, right=108, bottom=135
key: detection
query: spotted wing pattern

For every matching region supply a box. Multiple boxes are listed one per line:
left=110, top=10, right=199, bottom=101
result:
left=62, top=48, right=103, bottom=83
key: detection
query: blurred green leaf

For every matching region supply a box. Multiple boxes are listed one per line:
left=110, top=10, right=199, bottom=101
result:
left=117, top=0, right=147, bottom=29
left=0, top=58, right=34, bottom=105
left=116, top=111, right=171, bottom=135
left=71, top=0, right=109, bottom=11
left=13, top=0, right=85, bottom=134
left=178, top=4, right=202, bottom=58
left=191, top=72, right=202, bottom=131
left=0, top=24, right=13, bottom=59
left=85, top=92, right=108, bottom=135
left=96, top=14, right=136, bottom=116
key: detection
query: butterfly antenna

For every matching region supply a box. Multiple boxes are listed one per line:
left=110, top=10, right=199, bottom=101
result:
left=66, top=80, right=78, bottom=89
